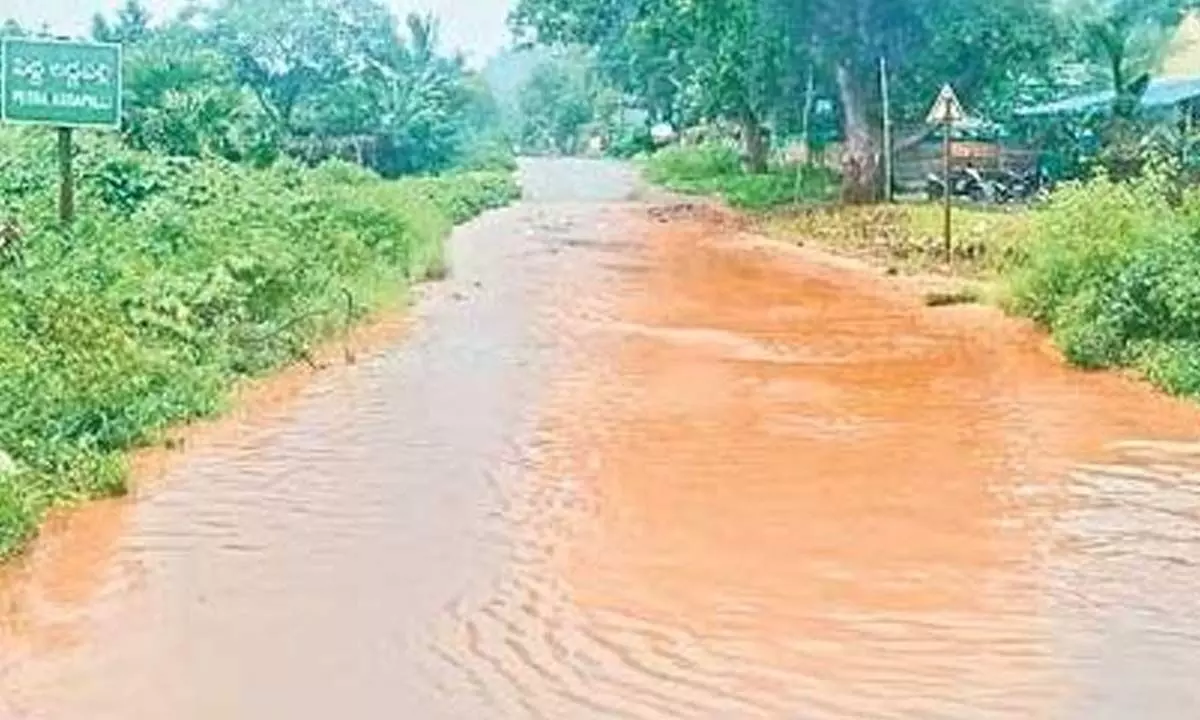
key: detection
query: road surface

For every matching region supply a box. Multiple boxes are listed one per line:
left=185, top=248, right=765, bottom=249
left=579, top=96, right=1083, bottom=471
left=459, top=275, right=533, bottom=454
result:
left=2, top=159, right=1199, bottom=719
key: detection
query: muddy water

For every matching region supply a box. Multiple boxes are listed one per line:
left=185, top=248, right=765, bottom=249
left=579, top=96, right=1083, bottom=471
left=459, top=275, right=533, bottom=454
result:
left=2, top=160, right=1200, bottom=719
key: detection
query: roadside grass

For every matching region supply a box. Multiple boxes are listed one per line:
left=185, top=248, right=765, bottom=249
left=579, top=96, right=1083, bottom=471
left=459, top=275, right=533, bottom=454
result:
left=0, top=127, right=520, bottom=558
left=764, top=202, right=1033, bottom=280
left=642, top=143, right=839, bottom=211
left=645, top=140, right=1200, bottom=399
left=769, top=168, right=1200, bottom=399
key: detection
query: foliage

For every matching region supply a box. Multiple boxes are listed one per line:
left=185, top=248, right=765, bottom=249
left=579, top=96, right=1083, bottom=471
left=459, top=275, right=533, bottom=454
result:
left=513, top=0, right=1066, bottom=194
left=512, top=0, right=792, bottom=170
left=607, top=126, right=656, bottom=158
left=767, top=202, right=1034, bottom=276
left=643, top=143, right=837, bottom=210
left=119, top=19, right=279, bottom=164
left=0, top=128, right=518, bottom=557
left=517, top=57, right=596, bottom=154
left=74, top=0, right=512, bottom=176
left=1007, top=166, right=1200, bottom=396
left=1069, top=0, right=1188, bottom=111
left=483, top=46, right=623, bottom=157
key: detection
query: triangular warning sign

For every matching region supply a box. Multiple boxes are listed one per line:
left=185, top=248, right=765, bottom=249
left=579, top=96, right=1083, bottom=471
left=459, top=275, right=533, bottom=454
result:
left=926, top=84, right=966, bottom=125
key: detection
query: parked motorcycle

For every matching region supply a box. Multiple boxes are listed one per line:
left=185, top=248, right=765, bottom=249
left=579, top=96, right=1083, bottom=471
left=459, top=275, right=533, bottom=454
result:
left=926, top=166, right=1050, bottom=205
left=992, top=167, right=1051, bottom=204
left=925, top=166, right=991, bottom=203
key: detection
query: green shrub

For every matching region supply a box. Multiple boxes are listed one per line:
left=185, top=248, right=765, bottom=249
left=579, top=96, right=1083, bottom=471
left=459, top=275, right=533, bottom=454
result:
left=1007, top=169, right=1200, bottom=395
left=644, top=143, right=742, bottom=190
left=720, top=167, right=839, bottom=210
left=457, top=135, right=519, bottom=172
left=0, top=127, right=519, bottom=557
left=607, top=128, right=656, bottom=159
left=642, top=143, right=837, bottom=210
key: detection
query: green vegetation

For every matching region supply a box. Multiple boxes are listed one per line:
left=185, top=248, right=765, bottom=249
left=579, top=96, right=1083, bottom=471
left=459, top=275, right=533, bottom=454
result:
left=482, top=46, right=629, bottom=158
left=1007, top=168, right=1200, bottom=397
left=0, top=128, right=518, bottom=557
left=507, top=0, right=1200, bottom=403
left=512, top=0, right=1067, bottom=197
left=643, top=144, right=837, bottom=210
left=0, top=0, right=523, bottom=557
left=4, top=0, right=515, bottom=177
left=766, top=203, right=1032, bottom=275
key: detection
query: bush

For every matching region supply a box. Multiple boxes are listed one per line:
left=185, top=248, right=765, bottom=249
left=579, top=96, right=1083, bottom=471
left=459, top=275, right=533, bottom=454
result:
left=0, top=127, right=519, bottom=557
left=457, top=135, right=519, bottom=173
left=643, top=143, right=742, bottom=191
left=1007, top=169, right=1200, bottom=395
left=607, top=127, right=656, bottom=159
left=642, top=143, right=837, bottom=210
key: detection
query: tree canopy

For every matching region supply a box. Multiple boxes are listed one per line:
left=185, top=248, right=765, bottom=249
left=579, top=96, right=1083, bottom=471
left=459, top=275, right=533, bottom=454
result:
left=510, top=0, right=1192, bottom=199
left=0, top=0, right=509, bottom=177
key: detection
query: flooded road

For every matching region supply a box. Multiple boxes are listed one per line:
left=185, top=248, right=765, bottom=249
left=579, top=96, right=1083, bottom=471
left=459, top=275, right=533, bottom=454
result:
left=2, top=159, right=1200, bottom=719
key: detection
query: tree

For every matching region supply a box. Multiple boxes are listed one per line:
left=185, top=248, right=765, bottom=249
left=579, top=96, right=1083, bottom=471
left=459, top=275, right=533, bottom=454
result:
left=1063, top=0, right=1191, bottom=177
left=518, top=58, right=594, bottom=153
left=680, top=0, right=793, bottom=172
left=84, top=0, right=500, bottom=176
left=765, top=0, right=1063, bottom=201
left=514, top=0, right=1063, bottom=197
left=92, top=0, right=153, bottom=44
left=1070, top=0, right=1189, bottom=117
left=513, top=0, right=793, bottom=172
left=1, top=19, right=25, bottom=38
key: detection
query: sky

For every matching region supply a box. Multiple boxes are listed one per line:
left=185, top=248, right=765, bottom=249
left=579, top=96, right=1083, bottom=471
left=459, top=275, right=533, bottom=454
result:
left=6, top=0, right=517, bottom=66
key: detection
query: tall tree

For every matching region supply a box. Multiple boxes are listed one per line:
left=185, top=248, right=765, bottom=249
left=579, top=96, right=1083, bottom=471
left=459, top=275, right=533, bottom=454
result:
left=766, top=0, right=1062, bottom=201
left=513, top=0, right=793, bottom=172
left=92, top=0, right=153, bottom=44
left=517, top=55, right=594, bottom=153
left=1069, top=0, right=1189, bottom=117
left=514, top=0, right=1063, bottom=198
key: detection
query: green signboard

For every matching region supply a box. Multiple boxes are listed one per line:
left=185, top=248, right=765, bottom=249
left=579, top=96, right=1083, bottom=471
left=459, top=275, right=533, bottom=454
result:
left=1, top=38, right=122, bottom=129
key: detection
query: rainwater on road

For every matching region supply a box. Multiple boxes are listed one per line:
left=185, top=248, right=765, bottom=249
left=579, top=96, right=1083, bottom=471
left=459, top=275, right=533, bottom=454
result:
left=2, top=159, right=1199, bottom=719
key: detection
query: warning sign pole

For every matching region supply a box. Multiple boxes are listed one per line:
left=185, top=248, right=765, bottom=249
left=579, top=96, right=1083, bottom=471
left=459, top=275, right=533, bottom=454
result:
left=926, top=84, right=966, bottom=264
left=942, top=118, right=951, bottom=261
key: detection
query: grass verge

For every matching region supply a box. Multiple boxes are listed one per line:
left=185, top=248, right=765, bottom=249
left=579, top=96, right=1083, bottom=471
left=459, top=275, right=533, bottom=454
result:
left=764, top=202, right=1033, bottom=280
left=0, top=128, right=520, bottom=558
left=647, top=142, right=1200, bottom=401
left=642, top=143, right=838, bottom=211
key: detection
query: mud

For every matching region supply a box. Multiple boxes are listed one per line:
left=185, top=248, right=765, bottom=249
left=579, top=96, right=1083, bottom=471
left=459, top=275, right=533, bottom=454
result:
left=2, top=159, right=1199, bottom=719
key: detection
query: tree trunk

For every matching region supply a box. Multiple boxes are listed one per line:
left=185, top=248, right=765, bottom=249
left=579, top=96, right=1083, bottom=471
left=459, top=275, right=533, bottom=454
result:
left=836, top=63, right=879, bottom=204
left=742, top=111, right=769, bottom=174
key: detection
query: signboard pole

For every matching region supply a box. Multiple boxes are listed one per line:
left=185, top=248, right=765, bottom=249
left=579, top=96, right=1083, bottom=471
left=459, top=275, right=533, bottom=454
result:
left=926, top=84, right=965, bottom=264
left=942, top=121, right=951, bottom=261
left=58, top=127, right=74, bottom=226
left=2, top=38, right=123, bottom=228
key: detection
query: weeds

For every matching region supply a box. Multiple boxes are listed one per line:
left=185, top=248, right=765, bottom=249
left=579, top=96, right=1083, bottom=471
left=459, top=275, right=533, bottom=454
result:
left=0, top=128, right=519, bottom=557
left=766, top=203, right=1033, bottom=277
left=1006, top=168, right=1200, bottom=396
left=642, top=143, right=838, bottom=210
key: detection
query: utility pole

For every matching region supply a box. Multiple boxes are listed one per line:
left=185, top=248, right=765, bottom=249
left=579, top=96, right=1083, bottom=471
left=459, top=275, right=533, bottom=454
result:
left=880, top=56, right=894, bottom=203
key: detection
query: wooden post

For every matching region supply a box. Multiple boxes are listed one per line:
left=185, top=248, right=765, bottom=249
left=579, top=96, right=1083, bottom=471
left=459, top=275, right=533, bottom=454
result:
left=942, top=120, right=952, bottom=262
left=880, top=56, right=894, bottom=203
left=58, top=127, right=75, bottom=227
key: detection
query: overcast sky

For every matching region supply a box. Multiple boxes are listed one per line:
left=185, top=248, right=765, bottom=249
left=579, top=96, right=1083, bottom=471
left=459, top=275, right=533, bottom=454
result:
left=8, top=0, right=517, bottom=65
